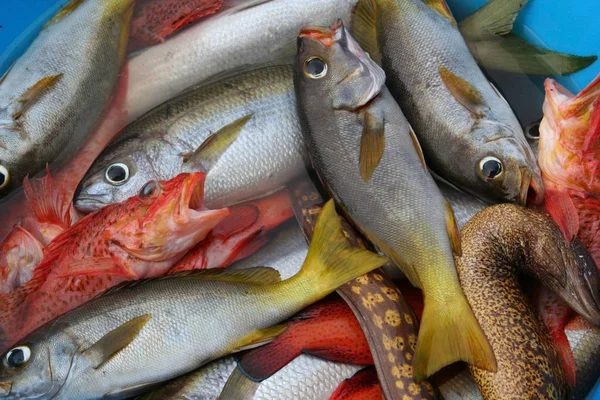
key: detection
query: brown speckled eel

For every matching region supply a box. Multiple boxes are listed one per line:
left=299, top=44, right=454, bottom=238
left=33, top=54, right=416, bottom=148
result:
left=456, top=204, right=600, bottom=400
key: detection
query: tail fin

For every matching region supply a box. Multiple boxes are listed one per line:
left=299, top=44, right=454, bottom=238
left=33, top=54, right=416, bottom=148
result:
left=413, top=291, right=496, bottom=382
left=294, top=200, right=387, bottom=297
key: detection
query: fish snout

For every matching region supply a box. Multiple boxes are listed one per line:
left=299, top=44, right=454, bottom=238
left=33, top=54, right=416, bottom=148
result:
left=0, top=382, right=12, bottom=397
left=518, top=167, right=544, bottom=206
left=569, top=240, right=600, bottom=325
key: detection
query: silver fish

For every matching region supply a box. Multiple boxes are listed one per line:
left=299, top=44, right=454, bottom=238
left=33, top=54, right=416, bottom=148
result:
left=437, top=179, right=488, bottom=229
left=75, top=65, right=304, bottom=212
left=0, top=200, right=386, bottom=399
left=0, top=0, right=134, bottom=198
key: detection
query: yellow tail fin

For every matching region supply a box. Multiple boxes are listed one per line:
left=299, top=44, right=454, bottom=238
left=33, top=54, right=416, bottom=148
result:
left=296, top=200, right=388, bottom=297
left=413, top=291, right=496, bottom=382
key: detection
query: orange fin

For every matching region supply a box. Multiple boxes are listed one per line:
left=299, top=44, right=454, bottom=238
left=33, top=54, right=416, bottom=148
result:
left=45, top=0, right=85, bottom=26
left=158, top=1, right=223, bottom=38
left=212, top=204, right=259, bottom=239
left=544, top=190, right=579, bottom=243
left=13, top=75, right=63, bottom=120
left=439, top=66, right=485, bottom=118
left=359, top=111, right=385, bottom=183
left=22, top=166, right=72, bottom=231
left=330, top=367, right=382, bottom=400
left=59, top=257, right=136, bottom=279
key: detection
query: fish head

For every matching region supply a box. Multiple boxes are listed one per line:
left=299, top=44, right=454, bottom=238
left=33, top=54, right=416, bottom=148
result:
left=0, top=329, right=77, bottom=398
left=107, top=172, right=229, bottom=262
left=456, top=121, right=544, bottom=205
left=0, top=145, right=29, bottom=201
left=74, top=136, right=166, bottom=213
left=294, top=19, right=386, bottom=111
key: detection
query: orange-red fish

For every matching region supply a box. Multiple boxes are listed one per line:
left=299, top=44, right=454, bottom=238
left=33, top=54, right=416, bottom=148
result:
left=0, top=227, right=43, bottom=295
left=330, top=367, right=382, bottom=400
left=170, top=190, right=293, bottom=273
left=128, top=0, right=224, bottom=52
left=538, top=74, right=600, bottom=268
left=0, top=172, right=228, bottom=349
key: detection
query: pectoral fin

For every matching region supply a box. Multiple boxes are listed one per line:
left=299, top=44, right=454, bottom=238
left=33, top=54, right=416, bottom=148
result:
left=13, top=74, right=63, bottom=120
left=445, top=201, right=462, bottom=257
left=82, top=314, right=152, bottom=369
left=227, top=324, right=288, bottom=353
left=439, top=66, right=485, bottom=118
left=220, top=366, right=261, bottom=400
left=359, top=111, right=385, bottom=183
left=351, top=0, right=382, bottom=66
left=183, top=114, right=252, bottom=172
left=408, top=127, right=427, bottom=170
left=458, top=0, right=528, bottom=40
left=423, top=0, right=456, bottom=26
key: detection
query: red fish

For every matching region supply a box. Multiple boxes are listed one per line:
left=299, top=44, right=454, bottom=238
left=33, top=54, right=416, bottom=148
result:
left=170, top=190, right=293, bottom=273
left=330, top=367, right=383, bottom=400
left=0, top=227, right=43, bottom=295
left=235, top=294, right=373, bottom=381
left=128, top=0, right=224, bottom=52
left=0, top=173, right=228, bottom=349
left=538, top=74, right=600, bottom=269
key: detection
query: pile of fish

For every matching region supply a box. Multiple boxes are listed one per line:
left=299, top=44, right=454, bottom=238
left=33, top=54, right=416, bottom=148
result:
left=0, top=0, right=599, bottom=398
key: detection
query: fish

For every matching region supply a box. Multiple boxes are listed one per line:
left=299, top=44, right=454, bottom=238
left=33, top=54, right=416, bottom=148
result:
left=0, top=227, right=43, bottom=294
left=537, top=74, right=600, bottom=270
left=330, top=366, right=383, bottom=400
left=293, top=20, right=494, bottom=381
left=456, top=204, right=600, bottom=399
left=127, top=0, right=224, bottom=52
left=350, top=0, right=543, bottom=204
left=0, top=199, right=387, bottom=399
left=437, top=179, right=488, bottom=229
left=565, top=324, right=600, bottom=399
left=0, top=0, right=135, bottom=198
left=0, top=171, right=229, bottom=351
left=75, top=65, right=305, bottom=212
left=170, top=190, right=294, bottom=273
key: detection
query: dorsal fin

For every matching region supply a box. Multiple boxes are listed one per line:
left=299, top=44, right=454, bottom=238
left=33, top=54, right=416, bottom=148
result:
left=350, top=0, right=382, bottom=66
left=45, top=0, right=85, bottom=27
left=22, top=166, right=72, bottom=232
left=423, top=0, right=457, bottom=26
left=439, top=66, right=486, bottom=118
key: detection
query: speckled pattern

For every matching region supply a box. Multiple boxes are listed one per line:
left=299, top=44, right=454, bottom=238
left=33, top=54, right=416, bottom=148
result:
left=457, top=204, right=568, bottom=399
left=290, top=179, right=436, bottom=400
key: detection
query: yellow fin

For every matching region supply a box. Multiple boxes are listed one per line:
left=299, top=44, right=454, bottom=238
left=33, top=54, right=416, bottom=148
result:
left=408, top=127, right=427, bottom=170
left=294, top=200, right=388, bottom=297
left=439, top=66, right=485, bottom=118
left=423, top=0, right=457, bottom=26
left=359, top=111, right=385, bottom=183
left=413, top=291, right=496, bottom=382
left=220, top=366, right=261, bottom=400
left=116, top=0, right=136, bottom=62
left=45, top=0, right=85, bottom=27
left=350, top=0, right=382, bottom=66
left=181, top=267, right=281, bottom=285
left=228, top=324, right=288, bottom=353
left=183, top=114, right=252, bottom=173
left=445, top=201, right=462, bottom=256
left=82, top=314, right=152, bottom=369
left=13, top=74, right=63, bottom=120
left=459, top=0, right=527, bottom=41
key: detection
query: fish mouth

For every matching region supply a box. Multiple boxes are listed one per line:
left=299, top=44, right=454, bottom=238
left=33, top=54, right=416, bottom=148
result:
left=567, top=240, right=600, bottom=325
left=298, top=19, right=343, bottom=47
left=518, top=167, right=544, bottom=206
left=73, top=196, right=108, bottom=213
left=0, top=382, right=11, bottom=397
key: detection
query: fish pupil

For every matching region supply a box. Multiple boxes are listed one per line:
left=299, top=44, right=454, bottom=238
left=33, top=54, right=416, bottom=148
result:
left=305, top=57, right=327, bottom=79
left=0, top=173, right=5, bottom=187
left=107, top=165, right=127, bottom=183
left=482, top=160, right=502, bottom=179
left=140, top=181, right=157, bottom=198
left=7, top=349, right=24, bottom=367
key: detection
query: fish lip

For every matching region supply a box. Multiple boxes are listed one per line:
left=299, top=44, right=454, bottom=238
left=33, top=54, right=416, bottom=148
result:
left=518, top=167, right=544, bottom=206
left=0, top=382, right=12, bottom=397
left=73, top=197, right=108, bottom=213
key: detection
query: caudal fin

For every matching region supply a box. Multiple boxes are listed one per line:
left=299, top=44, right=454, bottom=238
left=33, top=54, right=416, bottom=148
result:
left=294, top=200, right=387, bottom=298
left=412, top=291, right=496, bottom=382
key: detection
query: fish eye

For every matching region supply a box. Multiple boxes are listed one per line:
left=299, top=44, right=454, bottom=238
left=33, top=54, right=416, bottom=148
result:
left=526, top=121, right=540, bottom=140
left=0, top=166, right=9, bottom=190
left=105, top=163, right=129, bottom=186
left=479, top=156, right=504, bottom=181
left=139, top=180, right=161, bottom=200
left=4, top=346, right=31, bottom=368
left=304, top=57, right=328, bottom=79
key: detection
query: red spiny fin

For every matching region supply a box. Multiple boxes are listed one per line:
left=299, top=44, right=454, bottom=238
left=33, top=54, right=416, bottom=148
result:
left=396, top=279, right=424, bottom=320
left=543, top=190, right=579, bottom=243
left=22, top=166, right=72, bottom=231
left=59, top=257, right=136, bottom=279
left=212, top=204, right=259, bottom=239
left=583, top=98, right=600, bottom=152
left=329, top=367, right=382, bottom=400
left=231, top=233, right=269, bottom=264
left=169, top=244, right=208, bottom=274
left=550, top=329, right=576, bottom=387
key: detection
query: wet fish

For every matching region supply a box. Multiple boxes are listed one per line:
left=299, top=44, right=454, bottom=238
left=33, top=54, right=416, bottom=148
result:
left=0, top=172, right=229, bottom=350
left=293, top=21, right=494, bottom=381
left=75, top=65, right=305, bottom=212
left=350, top=0, right=543, bottom=204
left=437, top=179, right=488, bottom=229
left=330, top=367, right=382, bottom=400
left=0, top=200, right=387, bottom=399
left=456, top=204, right=600, bottom=399
left=0, top=0, right=135, bottom=198
left=538, top=74, right=600, bottom=270
left=0, top=227, right=42, bottom=294
left=566, top=324, right=600, bottom=399
left=170, top=190, right=294, bottom=273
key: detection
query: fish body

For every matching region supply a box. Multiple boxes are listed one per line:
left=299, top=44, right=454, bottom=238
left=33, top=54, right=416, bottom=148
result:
left=538, top=74, right=600, bottom=270
left=437, top=179, right=488, bottom=229
left=294, top=21, right=493, bottom=380
left=350, top=0, right=542, bottom=204
left=75, top=65, right=304, bottom=212
left=0, top=200, right=387, bottom=399
left=0, top=173, right=229, bottom=349
left=0, top=0, right=135, bottom=198
left=330, top=367, right=382, bottom=400
left=0, top=227, right=43, bottom=294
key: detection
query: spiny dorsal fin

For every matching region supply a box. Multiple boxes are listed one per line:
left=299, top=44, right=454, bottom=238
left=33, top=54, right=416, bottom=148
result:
left=350, top=0, right=382, bottom=66
left=45, top=0, right=86, bottom=27
left=227, top=324, right=288, bottom=353
left=445, top=201, right=461, bottom=256
left=423, top=0, right=457, bottom=26
left=22, top=166, right=72, bottom=232
left=458, top=0, right=528, bottom=41
left=439, top=66, right=485, bottom=118
left=408, top=127, right=427, bottom=170
left=220, top=366, right=261, bottom=399
left=183, top=114, right=252, bottom=172
left=13, top=74, right=63, bottom=120
left=82, top=314, right=152, bottom=369
left=359, top=111, right=385, bottom=183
